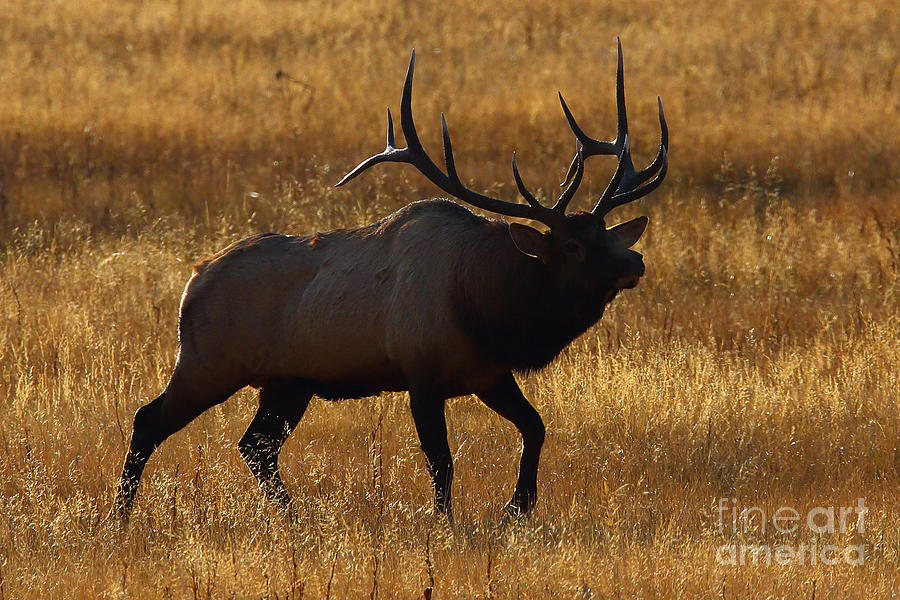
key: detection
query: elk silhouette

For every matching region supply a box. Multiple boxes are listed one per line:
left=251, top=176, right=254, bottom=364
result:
left=115, top=40, right=668, bottom=521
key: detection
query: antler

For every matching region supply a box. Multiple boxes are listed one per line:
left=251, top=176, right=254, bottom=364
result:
left=335, top=50, right=584, bottom=229
left=558, top=38, right=668, bottom=218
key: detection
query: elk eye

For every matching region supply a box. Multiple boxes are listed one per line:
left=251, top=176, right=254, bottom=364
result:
left=565, top=242, right=582, bottom=254
left=564, top=241, right=584, bottom=257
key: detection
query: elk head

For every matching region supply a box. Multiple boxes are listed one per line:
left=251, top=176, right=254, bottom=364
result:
left=336, top=39, right=668, bottom=306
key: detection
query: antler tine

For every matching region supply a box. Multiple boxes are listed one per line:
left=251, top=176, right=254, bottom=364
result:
left=621, top=96, right=668, bottom=188
left=337, top=49, right=561, bottom=226
left=335, top=108, right=407, bottom=187
left=642, top=96, right=669, bottom=181
left=613, top=37, right=629, bottom=146
left=440, top=113, right=461, bottom=186
left=386, top=106, right=396, bottom=147
left=511, top=152, right=545, bottom=210
left=552, top=142, right=584, bottom=213
left=591, top=135, right=630, bottom=213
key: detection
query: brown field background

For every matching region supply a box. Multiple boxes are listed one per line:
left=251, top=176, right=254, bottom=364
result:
left=1, top=0, right=899, bottom=597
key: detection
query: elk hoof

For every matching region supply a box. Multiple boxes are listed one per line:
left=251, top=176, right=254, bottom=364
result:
left=433, top=506, right=454, bottom=525
left=280, top=501, right=300, bottom=524
left=500, top=501, right=530, bottom=523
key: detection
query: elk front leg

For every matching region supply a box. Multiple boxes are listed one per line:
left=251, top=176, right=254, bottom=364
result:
left=116, top=367, right=242, bottom=522
left=409, top=392, right=453, bottom=521
left=477, top=373, right=545, bottom=517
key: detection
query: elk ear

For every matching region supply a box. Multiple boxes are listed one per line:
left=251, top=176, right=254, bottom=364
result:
left=509, top=223, right=550, bottom=262
left=610, top=216, right=648, bottom=248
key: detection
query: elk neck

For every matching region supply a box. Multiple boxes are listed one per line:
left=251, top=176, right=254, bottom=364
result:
left=452, top=220, right=608, bottom=373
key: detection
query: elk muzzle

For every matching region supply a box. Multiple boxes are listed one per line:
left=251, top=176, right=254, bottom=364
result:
left=614, top=253, right=645, bottom=290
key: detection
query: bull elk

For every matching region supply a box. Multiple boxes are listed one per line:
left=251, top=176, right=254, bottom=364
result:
left=115, top=40, right=668, bottom=521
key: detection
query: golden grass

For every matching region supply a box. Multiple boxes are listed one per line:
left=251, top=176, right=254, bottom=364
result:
left=1, top=0, right=900, bottom=597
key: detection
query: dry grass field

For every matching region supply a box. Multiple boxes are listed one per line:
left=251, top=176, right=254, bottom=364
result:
left=1, top=0, right=899, bottom=597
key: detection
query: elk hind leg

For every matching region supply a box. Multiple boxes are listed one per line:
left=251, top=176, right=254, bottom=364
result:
left=115, top=391, right=168, bottom=520
left=116, top=370, right=240, bottom=520
left=238, top=378, right=312, bottom=510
